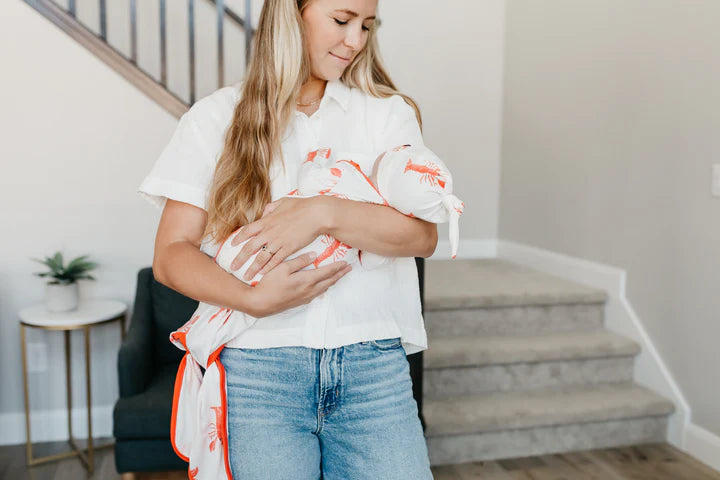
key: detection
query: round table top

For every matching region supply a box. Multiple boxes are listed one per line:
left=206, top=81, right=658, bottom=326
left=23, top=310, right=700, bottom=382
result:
left=18, top=299, right=127, bottom=328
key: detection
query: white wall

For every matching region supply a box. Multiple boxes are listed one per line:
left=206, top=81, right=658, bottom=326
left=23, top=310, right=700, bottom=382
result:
left=0, top=0, right=179, bottom=443
left=0, top=0, right=502, bottom=443
left=499, top=0, right=720, bottom=437
left=377, top=0, right=505, bottom=245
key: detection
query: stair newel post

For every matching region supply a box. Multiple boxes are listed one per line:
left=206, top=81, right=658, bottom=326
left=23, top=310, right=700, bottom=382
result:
left=188, top=0, right=196, bottom=105
left=216, top=0, right=225, bottom=89
left=159, top=0, right=167, bottom=87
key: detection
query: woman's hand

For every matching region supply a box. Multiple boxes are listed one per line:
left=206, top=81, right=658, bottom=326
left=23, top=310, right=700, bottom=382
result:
left=229, top=196, right=330, bottom=280
left=248, top=251, right=351, bottom=318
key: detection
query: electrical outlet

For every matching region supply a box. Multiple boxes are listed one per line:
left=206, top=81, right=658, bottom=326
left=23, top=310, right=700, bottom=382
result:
left=713, top=164, right=720, bottom=197
left=27, top=342, right=48, bottom=373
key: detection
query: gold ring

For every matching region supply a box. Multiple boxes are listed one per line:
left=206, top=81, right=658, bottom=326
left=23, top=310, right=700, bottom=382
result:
left=261, top=245, right=275, bottom=255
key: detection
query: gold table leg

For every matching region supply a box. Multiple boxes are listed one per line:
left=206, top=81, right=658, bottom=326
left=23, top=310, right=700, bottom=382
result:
left=21, top=324, right=33, bottom=465
left=65, top=330, right=73, bottom=446
left=21, top=320, right=119, bottom=470
left=85, top=325, right=94, bottom=473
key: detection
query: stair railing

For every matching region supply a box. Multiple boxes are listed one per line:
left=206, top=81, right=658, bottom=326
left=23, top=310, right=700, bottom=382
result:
left=22, top=0, right=255, bottom=116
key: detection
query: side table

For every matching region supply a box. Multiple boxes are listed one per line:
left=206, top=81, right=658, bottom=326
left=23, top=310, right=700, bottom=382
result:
left=18, top=298, right=127, bottom=473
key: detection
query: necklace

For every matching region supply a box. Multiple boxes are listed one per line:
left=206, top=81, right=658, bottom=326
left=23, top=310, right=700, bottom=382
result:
left=296, top=95, right=323, bottom=107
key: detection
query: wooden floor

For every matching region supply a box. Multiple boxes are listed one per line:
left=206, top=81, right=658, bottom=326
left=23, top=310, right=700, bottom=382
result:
left=1, top=439, right=718, bottom=479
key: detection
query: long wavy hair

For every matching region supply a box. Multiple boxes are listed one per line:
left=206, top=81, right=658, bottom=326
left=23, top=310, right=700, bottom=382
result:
left=202, top=0, right=422, bottom=244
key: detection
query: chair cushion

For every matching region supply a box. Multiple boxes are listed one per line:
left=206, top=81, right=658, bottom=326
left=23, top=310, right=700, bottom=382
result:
left=113, top=363, right=179, bottom=439
left=150, top=274, right=199, bottom=365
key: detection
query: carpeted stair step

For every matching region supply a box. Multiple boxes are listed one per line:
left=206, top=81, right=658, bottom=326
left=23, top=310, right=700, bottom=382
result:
left=424, top=259, right=609, bottom=337
left=425, top=258, right=608, bottom=310
left=423, top=383, right=675, bottom=466
left=423, top=330, right=640, bottom=396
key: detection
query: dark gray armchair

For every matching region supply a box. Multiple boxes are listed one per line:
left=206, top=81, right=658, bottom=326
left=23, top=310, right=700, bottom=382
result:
left=113, top=267, right=195, bottom=473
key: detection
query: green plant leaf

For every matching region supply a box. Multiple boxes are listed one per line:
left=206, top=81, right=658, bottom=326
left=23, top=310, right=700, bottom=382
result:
left=66, top=255, right=90, bottom=269
left=46, top=252, right=64, bottom=273
left=64, top=261, right=98, bottom=276
left=30, top=257, right=50, bottom=266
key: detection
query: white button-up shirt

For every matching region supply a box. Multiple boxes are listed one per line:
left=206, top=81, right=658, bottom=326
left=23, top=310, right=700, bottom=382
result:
left=138, top=78, right=428, bottom=354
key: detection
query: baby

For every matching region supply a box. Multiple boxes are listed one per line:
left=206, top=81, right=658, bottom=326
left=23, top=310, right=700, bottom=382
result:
left=214, top=144, right=465, bottom=286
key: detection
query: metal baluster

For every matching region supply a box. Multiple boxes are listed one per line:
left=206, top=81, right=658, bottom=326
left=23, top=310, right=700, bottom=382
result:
left=160, top=0, right=167, bottom=86
left=188, top=0, right=196, bottom=105
left=68, top=0, right=76, bottom=17
left=245, top=0, right=252, bottom=66
left=216, top=0, right=224, bottom=88
left=129, top=0, right=137, bottom=64
left=99, top=0, right=106, bottom=40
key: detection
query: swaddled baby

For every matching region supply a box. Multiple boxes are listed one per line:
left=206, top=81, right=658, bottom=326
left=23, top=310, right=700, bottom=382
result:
left=176, top=144, right=464, bottom=328
left=215, top=144, right=465, bottom=288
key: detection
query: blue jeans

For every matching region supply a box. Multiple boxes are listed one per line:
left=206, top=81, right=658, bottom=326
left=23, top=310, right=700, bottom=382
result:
left=219, top=337, right=433, bottom=479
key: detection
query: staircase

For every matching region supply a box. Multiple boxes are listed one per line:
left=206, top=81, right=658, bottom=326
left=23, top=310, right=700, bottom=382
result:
left=23, top=0, right=255, bottom=118
left=422, top=258, right=675, bottom=466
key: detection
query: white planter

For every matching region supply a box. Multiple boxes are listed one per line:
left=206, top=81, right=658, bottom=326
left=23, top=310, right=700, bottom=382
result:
left=45, top=282, right=79, bottom=312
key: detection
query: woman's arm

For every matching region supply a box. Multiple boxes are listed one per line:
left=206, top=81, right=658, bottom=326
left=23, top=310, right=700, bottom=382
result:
left=153, top=200, right=261, bottom=315
left=155, top=239, right=260, bottom=314
left=319, top=195, right=438, bottom=258
left=154, top=199, right=351, bottom=318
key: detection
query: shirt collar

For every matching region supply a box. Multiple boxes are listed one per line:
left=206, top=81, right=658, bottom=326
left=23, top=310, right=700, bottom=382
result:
left=323, top=79, right=350, bottom=112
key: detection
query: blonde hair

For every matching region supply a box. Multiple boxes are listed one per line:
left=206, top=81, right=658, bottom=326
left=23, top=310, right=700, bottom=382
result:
left=202, top=0, right=422, bottom=243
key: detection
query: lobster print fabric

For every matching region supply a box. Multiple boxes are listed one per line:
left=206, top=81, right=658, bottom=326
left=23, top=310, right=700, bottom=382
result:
left=167, top=144, right=464, bottom=479
left=228, top=144, right=466, bottom=285
left=374, top=144, right=465, bottom=259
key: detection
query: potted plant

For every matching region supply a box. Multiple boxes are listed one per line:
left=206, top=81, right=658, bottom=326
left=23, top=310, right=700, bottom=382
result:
left=31, top=252, right=98, bottom=312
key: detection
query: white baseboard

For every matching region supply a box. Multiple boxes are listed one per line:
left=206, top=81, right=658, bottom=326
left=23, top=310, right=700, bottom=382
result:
left=683, top=423, right=720, bottom=473
left=0, top=405, right=113, bottom=446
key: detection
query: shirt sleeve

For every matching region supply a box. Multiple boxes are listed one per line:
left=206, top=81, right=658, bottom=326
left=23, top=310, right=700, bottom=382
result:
left=375, top=94, right=425, bottom=155
left=137, top=108, right=218, bottom=212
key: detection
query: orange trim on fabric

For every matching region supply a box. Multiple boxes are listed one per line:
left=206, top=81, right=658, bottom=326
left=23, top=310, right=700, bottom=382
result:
left=336, top=159, right=389, bottom=206
left=169, top=331, right=188, bottom=350
left=207, top=345, right=225, bottom=369
left=216, top=357, right=234, bottom=479
left=170, top=353, right=190, bottom=463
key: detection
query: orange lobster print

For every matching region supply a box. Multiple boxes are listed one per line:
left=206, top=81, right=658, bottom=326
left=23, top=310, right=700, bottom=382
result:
left=208, top=406, right=224, bottom=453
left=304, top=148, right=331, bottom=164
left=313, top=235, right=351, bottom=267
left=207, top=307, right=232, bottom=324
left=403, top=158, right=447, bottom=189
left=177, top=314, right=200, bottom=335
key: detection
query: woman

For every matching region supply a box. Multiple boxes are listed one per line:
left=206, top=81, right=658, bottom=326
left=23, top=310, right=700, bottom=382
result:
left=139, top=0, right=437, bottom=478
